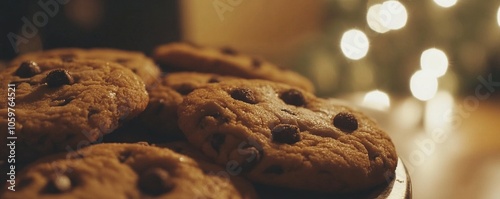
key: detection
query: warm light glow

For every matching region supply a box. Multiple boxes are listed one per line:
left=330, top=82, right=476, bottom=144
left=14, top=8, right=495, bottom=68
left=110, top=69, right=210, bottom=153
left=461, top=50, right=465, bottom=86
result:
left=381, top=1, right=408, bottom=30
left=367, top=4, right=390, bottom=33
left=497, top=6, right=500, bottom=27
left=340, top=29, right=369, bottom=60
left=420, top=48, right=449, bottom=78
left=363, top=90, right=391, bottom=111
left=410, top=70, right=439, bottom=101
left=367, top=1, right=408, bottom=32
left=391, top=97, right=423, bottom=130
left=433, top=0, right=457, bottom=8
left=425, top=91, right=455, bottom=131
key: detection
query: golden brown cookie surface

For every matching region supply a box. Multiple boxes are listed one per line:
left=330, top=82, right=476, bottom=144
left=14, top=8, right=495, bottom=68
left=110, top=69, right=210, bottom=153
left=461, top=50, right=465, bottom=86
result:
left=153, top=43, right=315, bottom=92
left=177, top=79, right=397, bottom=193
left=0, top=59, right=148, bottom=162
left=1, top=143, right=257, bottom=199
left=138, top=72, right=237, bottom=140
left=10, top=48, right=161, bottom=88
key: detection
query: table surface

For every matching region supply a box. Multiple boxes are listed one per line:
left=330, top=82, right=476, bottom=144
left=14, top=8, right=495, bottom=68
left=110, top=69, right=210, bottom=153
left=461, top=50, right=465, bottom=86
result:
left=388, top=97, right=500, bottom=199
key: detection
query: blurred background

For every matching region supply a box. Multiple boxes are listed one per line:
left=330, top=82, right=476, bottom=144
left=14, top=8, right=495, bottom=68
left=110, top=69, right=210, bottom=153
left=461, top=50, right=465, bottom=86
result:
left=1, top=0, right=500, bottom=198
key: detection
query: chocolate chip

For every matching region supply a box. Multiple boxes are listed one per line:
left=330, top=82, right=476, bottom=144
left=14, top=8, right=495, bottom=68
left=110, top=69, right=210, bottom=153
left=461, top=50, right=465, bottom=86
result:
left=230, top=88, right=257, bottom=104
left=207, top=76, right=221, bottom=83
left=138, top=168, right=174, bottom=196
left=251, top=58, right=262, bottom=68
left=210, top=133, right=226, bottom=153
left=15, top=61, right=41, bottom=78
left=220, top=47, right=238, bottom=55
left=59, top=97, right=74, bottom=106
left=271, top=124, right=301, bottom=144
left=174, top=84, right=195, bottom=95
left=87, top=107, right=99, bottom=119
left=46, top=69, right=74, bottom=87
left=44, top=174, right=72, bottom=193
left=263, top=165, right=284, bottom=175
left=333, top=112, right=358, bottom=133
left=280, top=89, right=306, bottom=106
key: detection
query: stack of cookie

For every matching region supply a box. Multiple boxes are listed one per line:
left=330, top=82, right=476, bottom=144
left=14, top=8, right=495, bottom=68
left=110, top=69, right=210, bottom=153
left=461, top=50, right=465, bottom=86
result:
left=0, top=43, right=398, bottom=199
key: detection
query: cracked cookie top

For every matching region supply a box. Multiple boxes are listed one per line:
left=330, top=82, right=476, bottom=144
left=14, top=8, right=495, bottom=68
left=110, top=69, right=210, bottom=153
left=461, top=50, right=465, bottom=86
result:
left=0, top=59, right=148, bottom=162
left=10, top=48, right=161, bottom=88
left=177, top=79, right=397, bottom=193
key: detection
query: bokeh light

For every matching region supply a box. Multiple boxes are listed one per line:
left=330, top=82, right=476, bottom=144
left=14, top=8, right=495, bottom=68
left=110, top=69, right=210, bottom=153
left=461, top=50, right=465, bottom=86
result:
left=367, top=1, right=408, bottom=33
left=420, top=48, right=449, bottom=77
left=367, top=4, right=390, bottom=33
left=433, top=0, right=457, bottom=8
left=340, top=29, right=369, bottom=60
left=380, top=1, right=408, bottom=30
left=425, top=91, right=454, bottom=131
left=497, top=5, right=500, bottom=27
left=363, top=90, right=391, bottom=111
left=410, top=70, right=439, bottom=101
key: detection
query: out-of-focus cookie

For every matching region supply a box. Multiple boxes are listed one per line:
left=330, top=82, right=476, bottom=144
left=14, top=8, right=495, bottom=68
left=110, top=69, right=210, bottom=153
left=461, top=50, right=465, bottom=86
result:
left=138, top=72, right=237, bottom=140
left=153, top=42, right=315, bottom=92
left=0, top=143, right=258, bottom=199
left=159, top=141, right=259, bottom=199
left=0, top=59, right=148, bottom=163
left=177, top=79, right=397, bottom=193
left=10, top=48, right=161, bottom=88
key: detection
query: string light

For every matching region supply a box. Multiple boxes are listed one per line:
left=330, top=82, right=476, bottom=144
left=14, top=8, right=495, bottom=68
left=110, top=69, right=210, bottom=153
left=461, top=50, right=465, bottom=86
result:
left=433, top=0, right=457, bottom=8
left=420, top=48, right=449, bottom=78
left=340, top=29, right=369, bottom=60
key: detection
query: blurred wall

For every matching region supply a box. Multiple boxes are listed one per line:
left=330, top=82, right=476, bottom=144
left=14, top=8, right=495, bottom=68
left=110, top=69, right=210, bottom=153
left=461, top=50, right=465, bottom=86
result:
left=180, top=0, right=326, bottom=66
left=0, top=0, right=181, bottom=60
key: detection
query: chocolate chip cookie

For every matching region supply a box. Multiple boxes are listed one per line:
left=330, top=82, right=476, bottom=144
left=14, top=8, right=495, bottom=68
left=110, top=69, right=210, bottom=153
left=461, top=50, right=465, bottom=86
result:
left=1, top=143, right=257, bottom=199
left=0, top=59, right=149, bottom=163
left=153, top=42, right=315, bottom=92
left=10, top=48, right=161, bottom=87
left=159, top=141, right=259, bottom=198
left=138, top=72, right=237, bottom=140
left=177, top=79, right=397, bottom=193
